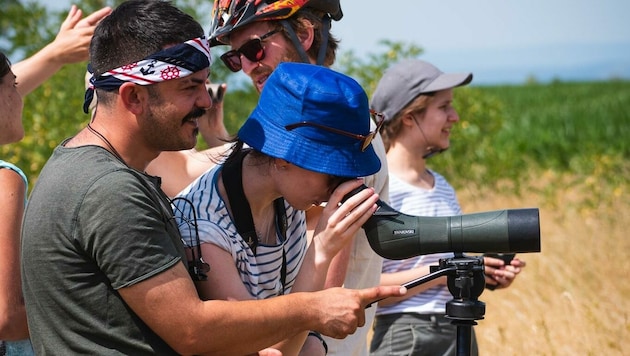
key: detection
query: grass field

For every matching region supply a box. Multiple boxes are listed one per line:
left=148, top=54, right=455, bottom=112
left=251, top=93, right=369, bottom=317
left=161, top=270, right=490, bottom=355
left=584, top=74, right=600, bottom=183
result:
left=364, top=80, right=630, bottom=355
left=458, top=174, right=629, bottom=355
left=365, top=173, right=629, bottom=355
left=464, top=81, right=629, bottom=354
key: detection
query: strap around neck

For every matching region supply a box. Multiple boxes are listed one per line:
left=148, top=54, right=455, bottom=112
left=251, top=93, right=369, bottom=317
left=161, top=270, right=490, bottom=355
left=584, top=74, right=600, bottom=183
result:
left=222, top=150, right=288, bottom=293
left=222, top=149, right=259, bottom=253
left=222, top=150, right=287, bottom=255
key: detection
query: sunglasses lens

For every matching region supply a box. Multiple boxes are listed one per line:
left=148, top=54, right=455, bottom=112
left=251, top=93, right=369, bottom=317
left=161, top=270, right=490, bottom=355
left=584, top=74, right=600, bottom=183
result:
left=361, top=132, right=375, bottom=152
left=240, top=39, right=265, bottom=63
left=220, top=38, right=265, bottom=72
left=361, top=111, right=386, bottom=151
left=220, top=51, right=241, bottom=72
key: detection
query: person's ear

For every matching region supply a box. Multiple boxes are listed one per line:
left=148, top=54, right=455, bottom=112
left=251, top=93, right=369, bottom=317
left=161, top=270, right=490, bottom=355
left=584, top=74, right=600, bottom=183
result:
left=118, top=82, right=148, bottom=115
left=274, top=158, right=290, bottom=170
left=296, top=18, right=315, bottom=51
left=401, top=112, right=417, bottom=128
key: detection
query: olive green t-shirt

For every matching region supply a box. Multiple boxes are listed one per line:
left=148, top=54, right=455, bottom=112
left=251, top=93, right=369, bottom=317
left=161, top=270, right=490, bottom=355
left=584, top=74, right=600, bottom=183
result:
left=22, top=144, right=187, bottom=355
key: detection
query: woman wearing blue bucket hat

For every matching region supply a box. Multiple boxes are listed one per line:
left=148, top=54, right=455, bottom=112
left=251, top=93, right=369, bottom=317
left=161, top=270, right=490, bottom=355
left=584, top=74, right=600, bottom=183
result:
left=173, top=62, right=386, bottom=355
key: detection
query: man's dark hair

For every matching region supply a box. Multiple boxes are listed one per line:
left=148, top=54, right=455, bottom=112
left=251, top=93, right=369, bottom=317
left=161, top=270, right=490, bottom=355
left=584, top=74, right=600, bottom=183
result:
left=89, top=0, right=204, bottom=77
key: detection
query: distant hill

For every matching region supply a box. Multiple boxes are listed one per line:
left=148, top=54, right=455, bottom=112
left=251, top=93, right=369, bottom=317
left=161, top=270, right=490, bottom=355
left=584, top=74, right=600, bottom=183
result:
left=422, top=42, right=630, bottom=85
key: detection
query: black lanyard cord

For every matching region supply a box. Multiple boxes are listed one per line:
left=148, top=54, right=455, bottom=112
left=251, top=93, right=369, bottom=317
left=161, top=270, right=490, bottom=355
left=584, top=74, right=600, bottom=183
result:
left=223, top=149, right=288, bottom=293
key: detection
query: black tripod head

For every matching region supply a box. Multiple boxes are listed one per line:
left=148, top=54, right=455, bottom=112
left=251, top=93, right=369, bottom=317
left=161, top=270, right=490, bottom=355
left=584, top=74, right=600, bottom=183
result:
left=396, top=253, right=487, bottom=356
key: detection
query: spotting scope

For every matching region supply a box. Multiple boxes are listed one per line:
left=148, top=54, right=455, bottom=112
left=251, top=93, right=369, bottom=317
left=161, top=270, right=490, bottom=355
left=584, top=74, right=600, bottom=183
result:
left=346, top=185, right=541, bottom=259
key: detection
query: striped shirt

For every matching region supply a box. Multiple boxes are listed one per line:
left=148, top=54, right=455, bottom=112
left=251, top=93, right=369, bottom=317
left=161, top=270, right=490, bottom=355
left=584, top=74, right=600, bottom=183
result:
left=172, top=164, right=308, bottom=299
left=375, top=170, right=462, bottom=315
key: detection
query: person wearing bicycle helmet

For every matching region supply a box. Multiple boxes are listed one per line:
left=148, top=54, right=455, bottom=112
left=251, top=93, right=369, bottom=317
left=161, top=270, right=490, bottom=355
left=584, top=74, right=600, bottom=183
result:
left=207, top=1, right=390, bottom=355
left=21, top=2, right=405, bottom=355
left=209, top=0, right=341, bottom=92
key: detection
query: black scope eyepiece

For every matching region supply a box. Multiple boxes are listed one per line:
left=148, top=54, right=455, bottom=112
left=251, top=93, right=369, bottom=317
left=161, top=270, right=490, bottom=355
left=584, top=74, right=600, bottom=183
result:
left=343, top=184, right=541, bottom=260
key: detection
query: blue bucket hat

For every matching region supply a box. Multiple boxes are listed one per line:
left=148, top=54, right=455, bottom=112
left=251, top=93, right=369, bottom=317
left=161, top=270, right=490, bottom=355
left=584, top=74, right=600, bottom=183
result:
left=238, top=62, right=381, bottom=178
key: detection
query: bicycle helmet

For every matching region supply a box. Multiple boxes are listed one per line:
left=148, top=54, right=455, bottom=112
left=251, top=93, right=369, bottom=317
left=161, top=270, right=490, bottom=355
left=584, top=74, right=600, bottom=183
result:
left=209, top=0, right=343, bottom=47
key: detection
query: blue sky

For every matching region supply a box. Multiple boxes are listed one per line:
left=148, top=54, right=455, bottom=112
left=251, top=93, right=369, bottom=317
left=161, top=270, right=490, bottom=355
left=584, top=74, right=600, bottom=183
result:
left=333, top=0, right=630, bottom=84
left=44, top=0, right=630, bottom=85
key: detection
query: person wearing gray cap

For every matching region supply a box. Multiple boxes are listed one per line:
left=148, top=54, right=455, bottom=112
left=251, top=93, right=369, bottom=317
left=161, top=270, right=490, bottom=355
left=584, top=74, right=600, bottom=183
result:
left=368, top=59, right=527, bottom=356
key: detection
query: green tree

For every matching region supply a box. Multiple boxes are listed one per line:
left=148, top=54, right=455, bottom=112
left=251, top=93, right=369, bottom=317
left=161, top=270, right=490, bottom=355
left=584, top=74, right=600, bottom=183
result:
left=335, top=39, right=423, bottom=97
left=0, top=0, right=49, bottom=57
left=335, top=39, right=505, bottom=190
left=2, top=1, right=504, bottom=191
left=1, top=0, right=218, bottom=185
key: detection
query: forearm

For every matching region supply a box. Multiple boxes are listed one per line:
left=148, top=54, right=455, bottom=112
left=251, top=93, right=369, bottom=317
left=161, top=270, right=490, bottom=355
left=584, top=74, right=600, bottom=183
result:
left=123, top=262, right=406, bottom=355
left=122, top=264, right=317, bottom=355
left=0, top=252, right=29, bottom=340
left=0, top=300, right=28, bottom=340
left=324, top=241, right=351, bottom=288
left=290, top=239, right=333, bottom=292
left=267, top=330, right=309, bottom=356
left=377, top=267, right=445, bottom=306
left=194, top=295, right=318, bottom=355
left=195, top=253, right=309, bottom=355
left=13, top=43, right=66, bottom=96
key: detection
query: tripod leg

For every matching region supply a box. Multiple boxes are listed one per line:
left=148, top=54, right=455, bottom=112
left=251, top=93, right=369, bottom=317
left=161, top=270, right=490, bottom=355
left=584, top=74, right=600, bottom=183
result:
left=456, top=322, right=474, bottom=356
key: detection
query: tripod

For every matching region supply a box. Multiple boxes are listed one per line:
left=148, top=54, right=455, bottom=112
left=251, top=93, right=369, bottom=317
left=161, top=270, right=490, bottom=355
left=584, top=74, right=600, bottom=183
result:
left=400, top=253, right=486, bottom=356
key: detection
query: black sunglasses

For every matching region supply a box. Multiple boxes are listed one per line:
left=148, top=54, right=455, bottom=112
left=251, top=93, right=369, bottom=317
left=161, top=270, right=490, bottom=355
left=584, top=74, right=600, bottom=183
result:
left=220, top=29, right=281, bottom=72
left=284, top=110, right=386, bottom=152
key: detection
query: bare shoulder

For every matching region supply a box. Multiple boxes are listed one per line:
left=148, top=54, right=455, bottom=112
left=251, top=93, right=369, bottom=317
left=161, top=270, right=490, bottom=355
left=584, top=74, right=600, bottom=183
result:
left=0, top=167, right=26, bottom=190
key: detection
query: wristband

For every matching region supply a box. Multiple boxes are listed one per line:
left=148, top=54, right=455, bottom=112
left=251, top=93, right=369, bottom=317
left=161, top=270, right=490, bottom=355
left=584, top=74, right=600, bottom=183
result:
left=308, top=331, right=328, bottom=354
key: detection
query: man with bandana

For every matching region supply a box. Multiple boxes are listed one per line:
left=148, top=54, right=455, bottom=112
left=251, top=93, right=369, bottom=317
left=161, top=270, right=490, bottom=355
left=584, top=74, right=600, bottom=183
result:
left=20, top=1, right=405, bottom=355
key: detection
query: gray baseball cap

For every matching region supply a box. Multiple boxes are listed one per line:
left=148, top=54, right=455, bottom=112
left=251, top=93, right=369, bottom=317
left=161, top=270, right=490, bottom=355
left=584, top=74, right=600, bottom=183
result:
left=371, top=59, right=473, bottom=121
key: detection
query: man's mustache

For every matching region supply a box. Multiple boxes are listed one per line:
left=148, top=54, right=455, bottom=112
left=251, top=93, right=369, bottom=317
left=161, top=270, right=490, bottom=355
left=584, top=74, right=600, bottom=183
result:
left=183, top=107, right=206, bottom=122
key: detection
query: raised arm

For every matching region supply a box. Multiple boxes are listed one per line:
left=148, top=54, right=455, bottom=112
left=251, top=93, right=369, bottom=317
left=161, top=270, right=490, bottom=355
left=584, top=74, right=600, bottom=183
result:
left=12, top=5, right=111, bottom=96
left=292, top=179, right=379, bottom=292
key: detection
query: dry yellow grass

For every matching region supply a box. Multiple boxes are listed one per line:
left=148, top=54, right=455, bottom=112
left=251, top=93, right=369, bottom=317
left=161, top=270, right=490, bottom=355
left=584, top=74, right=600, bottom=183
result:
left=456, top=175, right=630, bottom=355
left=366, top=173, right=629, bottom=355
